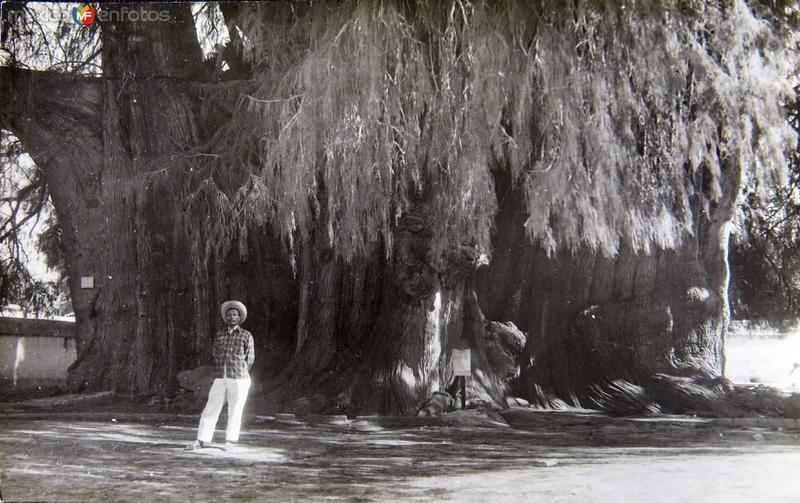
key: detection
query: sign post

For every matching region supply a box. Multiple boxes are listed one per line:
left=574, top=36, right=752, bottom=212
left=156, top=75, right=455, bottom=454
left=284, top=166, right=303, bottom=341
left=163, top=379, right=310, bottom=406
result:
left=452, top=349, right=471, bottom=409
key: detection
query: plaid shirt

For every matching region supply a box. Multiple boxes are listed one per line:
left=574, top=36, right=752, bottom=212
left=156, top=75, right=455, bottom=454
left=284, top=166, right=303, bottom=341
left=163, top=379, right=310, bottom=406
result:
left=212, top=326, right=255, bottom=379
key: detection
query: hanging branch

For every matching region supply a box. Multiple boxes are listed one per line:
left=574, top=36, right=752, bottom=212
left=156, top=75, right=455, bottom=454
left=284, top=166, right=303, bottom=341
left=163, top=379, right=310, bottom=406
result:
left=0, top=177, right=46, bottom=239
left=194, top=0, right=794, bottom=266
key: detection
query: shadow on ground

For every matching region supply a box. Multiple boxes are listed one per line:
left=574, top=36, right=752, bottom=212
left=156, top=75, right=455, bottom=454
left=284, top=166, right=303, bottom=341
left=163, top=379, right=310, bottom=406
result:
left=1, top=412, right=799, bottom=502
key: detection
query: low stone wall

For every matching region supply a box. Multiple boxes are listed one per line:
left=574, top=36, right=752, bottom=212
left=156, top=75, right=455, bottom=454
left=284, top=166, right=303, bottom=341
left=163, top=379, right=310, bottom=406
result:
left=0, top=317, right=77, bottom=388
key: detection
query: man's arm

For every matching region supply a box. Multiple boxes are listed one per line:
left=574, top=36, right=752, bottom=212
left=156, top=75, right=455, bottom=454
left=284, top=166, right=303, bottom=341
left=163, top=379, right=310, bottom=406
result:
left=246, top=333, right=255, bottom=370
left=212, top=333, right=223, bottom=363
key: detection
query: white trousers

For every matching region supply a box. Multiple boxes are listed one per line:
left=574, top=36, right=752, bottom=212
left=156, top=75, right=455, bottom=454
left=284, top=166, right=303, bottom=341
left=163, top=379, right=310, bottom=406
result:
left=197, top=377, right=251, bottom=443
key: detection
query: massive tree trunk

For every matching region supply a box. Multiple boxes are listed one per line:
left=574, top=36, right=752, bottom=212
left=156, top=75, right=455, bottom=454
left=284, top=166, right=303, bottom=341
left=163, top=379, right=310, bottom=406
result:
left=478, top=167, right=739, bottom=414
left=254, top=204, right=524, bottom=416
left=1, top=4, right=210, bottom=396
left=70, top=4, right=210, bottom=395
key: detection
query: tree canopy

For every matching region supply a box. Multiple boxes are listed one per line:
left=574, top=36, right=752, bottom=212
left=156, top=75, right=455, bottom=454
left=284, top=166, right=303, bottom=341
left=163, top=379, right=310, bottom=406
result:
left=184, top=0, right=795, bottom=269
left=3, top=1, right=796, bottom=280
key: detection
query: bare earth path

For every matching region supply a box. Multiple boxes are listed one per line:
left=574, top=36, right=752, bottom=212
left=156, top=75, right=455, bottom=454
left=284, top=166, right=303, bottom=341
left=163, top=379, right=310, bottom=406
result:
left=1, top=413, right=798, bottom=502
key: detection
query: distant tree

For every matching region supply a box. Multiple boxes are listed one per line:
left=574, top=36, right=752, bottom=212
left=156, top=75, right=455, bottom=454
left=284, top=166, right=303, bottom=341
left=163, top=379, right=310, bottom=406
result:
left=0, top=131, right=62, bottom=316
left=725, top=1, right=800, bottom=326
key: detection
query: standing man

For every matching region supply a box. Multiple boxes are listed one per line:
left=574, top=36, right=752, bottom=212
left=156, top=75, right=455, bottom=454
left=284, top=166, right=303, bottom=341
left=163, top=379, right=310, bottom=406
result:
left=188, top=300, right=255, bottom=451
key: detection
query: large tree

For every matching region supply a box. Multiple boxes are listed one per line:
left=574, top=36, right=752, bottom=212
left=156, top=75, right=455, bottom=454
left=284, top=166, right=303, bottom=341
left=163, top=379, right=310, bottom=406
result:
left=0, top=0, right=795, bottom=415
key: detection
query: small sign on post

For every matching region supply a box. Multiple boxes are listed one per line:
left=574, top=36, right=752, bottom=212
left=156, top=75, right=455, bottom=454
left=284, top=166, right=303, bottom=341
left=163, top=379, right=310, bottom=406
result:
left=80, top=276, right=95, bottom=289
left=452, top=349, right=471, bottom=376
left=452, top=349, right=471, bottom=409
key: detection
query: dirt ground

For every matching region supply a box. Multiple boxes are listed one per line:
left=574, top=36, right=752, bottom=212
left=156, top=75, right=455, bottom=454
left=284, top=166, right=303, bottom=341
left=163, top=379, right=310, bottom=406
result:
left=1, top=410, right=799, bottom=502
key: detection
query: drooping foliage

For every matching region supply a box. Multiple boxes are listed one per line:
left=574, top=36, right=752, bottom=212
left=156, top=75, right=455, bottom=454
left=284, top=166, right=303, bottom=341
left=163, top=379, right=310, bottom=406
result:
left=3, top=1, right=794, bottom=304
left=186, top=0, right=794, bottom=282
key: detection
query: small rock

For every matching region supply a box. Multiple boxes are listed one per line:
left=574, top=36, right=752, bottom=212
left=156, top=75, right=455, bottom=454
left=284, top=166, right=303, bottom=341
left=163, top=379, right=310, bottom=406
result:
left=416, top=391, right=455, bottom=417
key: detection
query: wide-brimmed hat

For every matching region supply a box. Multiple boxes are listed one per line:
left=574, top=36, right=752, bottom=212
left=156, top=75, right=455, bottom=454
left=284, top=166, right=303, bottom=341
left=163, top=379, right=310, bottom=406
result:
left=220, top=300, right=247, bottom=323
